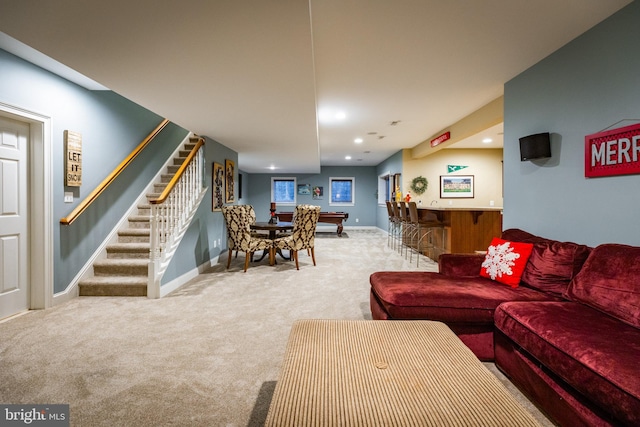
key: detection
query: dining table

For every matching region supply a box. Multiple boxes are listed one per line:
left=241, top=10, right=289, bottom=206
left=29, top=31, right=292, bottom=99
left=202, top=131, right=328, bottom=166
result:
left=250, top=221, right=294, bottom=262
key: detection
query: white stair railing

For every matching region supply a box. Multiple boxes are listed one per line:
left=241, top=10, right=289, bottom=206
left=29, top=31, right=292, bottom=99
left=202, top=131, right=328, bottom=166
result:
left=148, top=137, right=207, bottom=298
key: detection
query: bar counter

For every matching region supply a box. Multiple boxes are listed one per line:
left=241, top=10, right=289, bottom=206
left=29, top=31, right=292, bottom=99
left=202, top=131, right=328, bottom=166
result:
left=417, top=206, right=503, bottom=254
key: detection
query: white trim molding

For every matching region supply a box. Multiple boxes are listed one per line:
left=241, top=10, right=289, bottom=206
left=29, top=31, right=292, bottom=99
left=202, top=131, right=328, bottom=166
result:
left=0, top=102, right=54, bottom=310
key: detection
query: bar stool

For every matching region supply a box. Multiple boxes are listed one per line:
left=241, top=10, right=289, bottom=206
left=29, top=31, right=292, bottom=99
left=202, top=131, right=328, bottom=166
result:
left=397, top=201, right=412, bottom=257
left=385, top=201, right=400, bottom=249
left=408, top=201, right=444, bottom=266
left=391, top=202, right=404, bottom=253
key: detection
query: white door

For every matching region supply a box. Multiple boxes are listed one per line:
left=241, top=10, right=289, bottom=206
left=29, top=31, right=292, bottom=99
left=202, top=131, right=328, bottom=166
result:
left=0, top=116, right=29, bottom=319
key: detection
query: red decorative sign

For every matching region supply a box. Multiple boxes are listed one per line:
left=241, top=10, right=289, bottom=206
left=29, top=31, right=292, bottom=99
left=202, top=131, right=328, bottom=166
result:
left=585, top=123, right=640, bottom=177
left=430, top=131, right=451, bottom=147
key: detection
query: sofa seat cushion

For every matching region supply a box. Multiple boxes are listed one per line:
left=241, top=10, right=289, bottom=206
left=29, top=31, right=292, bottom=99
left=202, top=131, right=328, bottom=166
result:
left=495, top=301, right=640, bottom=425
left=369, top=271, right=557, bottom=323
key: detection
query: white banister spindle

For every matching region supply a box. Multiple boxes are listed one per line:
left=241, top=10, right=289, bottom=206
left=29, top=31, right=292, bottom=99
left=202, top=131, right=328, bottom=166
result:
left=148, top=140, right=208, bottom=298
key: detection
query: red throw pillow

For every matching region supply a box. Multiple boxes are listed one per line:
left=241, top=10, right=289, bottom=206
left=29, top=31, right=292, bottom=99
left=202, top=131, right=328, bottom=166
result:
left=480, top=238, right=534, bottom=288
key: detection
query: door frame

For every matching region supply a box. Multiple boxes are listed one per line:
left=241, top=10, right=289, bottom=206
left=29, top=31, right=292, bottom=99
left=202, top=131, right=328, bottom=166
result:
left=0, top=102, right=53, bottom=310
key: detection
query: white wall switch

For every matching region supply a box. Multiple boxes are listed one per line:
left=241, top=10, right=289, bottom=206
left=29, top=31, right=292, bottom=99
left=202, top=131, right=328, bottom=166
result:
left=64, top=192, right=73, bottom=203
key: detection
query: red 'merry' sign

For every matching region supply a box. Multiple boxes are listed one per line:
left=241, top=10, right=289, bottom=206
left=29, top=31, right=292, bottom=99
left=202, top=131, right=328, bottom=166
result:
left=585, top=123, right=640, bottom=177
left=430, top=131, right=450, bottom=147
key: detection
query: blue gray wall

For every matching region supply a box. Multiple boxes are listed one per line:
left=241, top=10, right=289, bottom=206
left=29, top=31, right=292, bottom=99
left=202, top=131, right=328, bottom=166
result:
left=245, top=166, right=378, bottom=226
left=503, top=1, right=640, bottom=246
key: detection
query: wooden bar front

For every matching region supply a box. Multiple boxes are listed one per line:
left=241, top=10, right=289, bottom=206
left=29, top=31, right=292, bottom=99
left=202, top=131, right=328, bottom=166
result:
left=418, top=207, right=502, bottom=254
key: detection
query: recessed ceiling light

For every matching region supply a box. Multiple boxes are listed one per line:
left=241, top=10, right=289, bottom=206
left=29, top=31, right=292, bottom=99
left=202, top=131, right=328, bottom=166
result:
left=482, top=138, right=493, bottom=143
left=345, top=155, right=352, bottom=160
left=268, top=165, right=277, bottom=170
left=354, top=138, right=363, bottom=143
left=318, top=108, right=347, bottom=123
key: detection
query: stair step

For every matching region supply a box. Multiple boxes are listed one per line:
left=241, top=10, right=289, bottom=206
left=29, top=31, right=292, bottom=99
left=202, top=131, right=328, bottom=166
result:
left=118, top=228, right=150, bottom=243
left=128, top=215, right=151, bottom=229
left=137, top=203, right=151, bottom=215
left=153, top=183, right=167, bottom=193
left=81, top=138, right=203, bottom=298
left=107, top=242, right=150, bottom=259
left=94, top=258, right=148, bottom=276
left=79, top=276, right=147, bottom=297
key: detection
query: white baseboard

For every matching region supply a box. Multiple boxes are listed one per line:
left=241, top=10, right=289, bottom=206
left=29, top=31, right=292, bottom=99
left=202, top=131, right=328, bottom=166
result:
left=52, top=283, right=79, bottom=307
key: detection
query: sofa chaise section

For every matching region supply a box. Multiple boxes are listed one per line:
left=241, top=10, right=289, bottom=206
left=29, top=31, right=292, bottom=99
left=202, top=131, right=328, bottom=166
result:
left=370, top=228, right=587, bottom=361
left=370, top=270, right=558, bottom=361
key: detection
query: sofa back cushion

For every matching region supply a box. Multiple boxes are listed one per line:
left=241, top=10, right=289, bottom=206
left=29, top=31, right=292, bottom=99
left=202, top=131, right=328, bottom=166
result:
left=501, top=229, right=591, bottom=296
left=566, top=244, right=640, bottom=328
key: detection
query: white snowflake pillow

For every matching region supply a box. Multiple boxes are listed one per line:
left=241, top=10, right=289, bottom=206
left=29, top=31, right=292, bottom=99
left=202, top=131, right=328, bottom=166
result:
left=480, top=238, right=534, bottom=288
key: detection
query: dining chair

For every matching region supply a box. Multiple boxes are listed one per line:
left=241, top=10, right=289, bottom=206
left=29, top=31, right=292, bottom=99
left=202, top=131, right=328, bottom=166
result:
left=221, top=205, right=274, bottom=272
left=246, top=204, right=269, bottom=238
left=272, top=205, right=321, bottom=270
left=231, top=205, right=267, bottom=259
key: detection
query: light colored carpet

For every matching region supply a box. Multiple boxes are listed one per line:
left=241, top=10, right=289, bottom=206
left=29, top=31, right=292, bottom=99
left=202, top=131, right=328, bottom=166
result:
left=0, top=229, right=553, bottom=426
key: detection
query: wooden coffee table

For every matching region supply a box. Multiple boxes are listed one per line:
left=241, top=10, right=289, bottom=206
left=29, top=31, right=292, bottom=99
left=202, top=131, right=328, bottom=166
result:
left=266, top=320, right=541, bottom=426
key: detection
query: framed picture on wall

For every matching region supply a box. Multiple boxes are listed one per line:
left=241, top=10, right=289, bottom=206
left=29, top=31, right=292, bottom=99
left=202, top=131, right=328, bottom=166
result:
left=312, top=186, right=323, bottom=200
left=440, top=175, right=474, bottom=198
left=298, top=184, right=311, bottom=195
left=212, top=162, right=224, bottom=211
left=225, top=159, right=235, bottom=203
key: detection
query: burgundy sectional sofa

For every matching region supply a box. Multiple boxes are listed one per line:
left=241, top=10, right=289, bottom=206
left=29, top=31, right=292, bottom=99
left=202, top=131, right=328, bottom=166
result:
left=369, top=229, right=640, bottom=426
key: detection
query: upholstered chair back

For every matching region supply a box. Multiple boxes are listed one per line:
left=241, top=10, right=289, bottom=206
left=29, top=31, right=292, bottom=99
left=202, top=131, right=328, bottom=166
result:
left=246, top=204, right=257, bottom=225
left=222, top=205, right=251, bottom=251
left=289, top=205, right=321, bottom=251
left=222, top=205, right=273, bottom=271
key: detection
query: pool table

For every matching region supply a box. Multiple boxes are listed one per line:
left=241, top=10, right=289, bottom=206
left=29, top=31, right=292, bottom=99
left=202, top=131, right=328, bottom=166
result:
left=276, top=211, right=349, bottom=237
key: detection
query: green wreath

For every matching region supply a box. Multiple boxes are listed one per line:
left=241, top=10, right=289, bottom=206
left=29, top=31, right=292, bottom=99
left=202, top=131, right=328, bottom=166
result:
left=409, top=176, right=428, bottom=195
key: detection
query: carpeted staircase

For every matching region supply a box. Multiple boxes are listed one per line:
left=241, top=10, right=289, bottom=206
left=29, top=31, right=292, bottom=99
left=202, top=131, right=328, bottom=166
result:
left=78, top=139, right=198, bottom=297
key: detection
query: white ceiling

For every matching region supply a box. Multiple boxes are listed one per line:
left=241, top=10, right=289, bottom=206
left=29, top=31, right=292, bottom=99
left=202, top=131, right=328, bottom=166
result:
left=0, top=1, right=631, bottom=173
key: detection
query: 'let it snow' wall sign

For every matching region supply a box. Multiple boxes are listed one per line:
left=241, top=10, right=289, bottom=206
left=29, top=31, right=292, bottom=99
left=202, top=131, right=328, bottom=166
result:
left=585, top=123, right=640, bottom=178
left=65, top=130, right=82, bottom=186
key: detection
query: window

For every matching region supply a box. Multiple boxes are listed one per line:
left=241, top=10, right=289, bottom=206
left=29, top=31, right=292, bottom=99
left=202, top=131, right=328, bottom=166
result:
left=271, top=177, right=296, bottom=205
left=378, top=172, right=391, bottom=205
left=329, top=177, right=355, bottom=206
